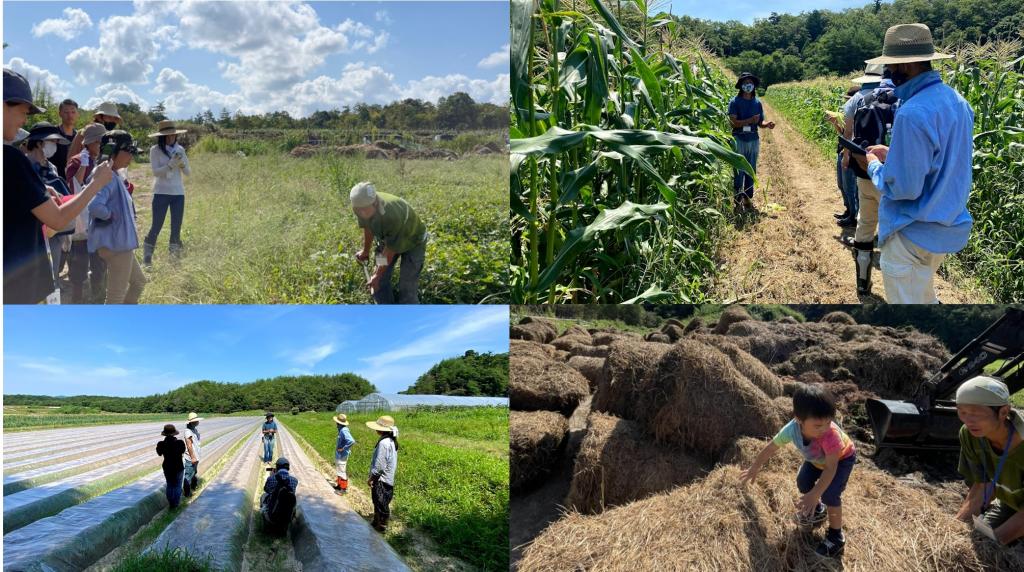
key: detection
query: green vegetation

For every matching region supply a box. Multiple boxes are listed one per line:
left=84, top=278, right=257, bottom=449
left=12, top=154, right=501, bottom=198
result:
left=283, top=408, right=508, bottom=571
left=403, top=350, right=509, bottom=396
left=666, top=0, right=1024, bottom=87
left=110, top=547, right=214, bottom=572
left=136, top=153, right=507, bottom=304
left=4, top=373, right=374, bottom=415
left=510, top=0, right=753, bottom=303
left=766, top=43, right=1023, bottom=303
left=2, top=406, right=183, bottom=431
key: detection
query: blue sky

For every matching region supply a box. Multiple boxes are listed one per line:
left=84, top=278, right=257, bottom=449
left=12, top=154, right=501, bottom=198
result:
left=668, top=0, right=873, bottom=24
left=3, top=1, right=509, bottom=119
left=3, top=305, right=509, bottom=397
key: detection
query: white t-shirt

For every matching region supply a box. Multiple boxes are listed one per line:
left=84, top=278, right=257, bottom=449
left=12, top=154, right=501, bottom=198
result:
left=183, top=426, right=201, bottom=462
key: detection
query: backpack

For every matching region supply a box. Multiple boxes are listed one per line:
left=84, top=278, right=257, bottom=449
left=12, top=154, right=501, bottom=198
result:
left=266, top=474, right=296, bottom=528
left=850, top=87, right=898, bottom=177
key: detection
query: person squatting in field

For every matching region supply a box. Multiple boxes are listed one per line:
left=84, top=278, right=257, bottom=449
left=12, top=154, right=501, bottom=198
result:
left=3, top=68, right=113, bottom=304
left=261, top=456, right=299, bottom=532
left=727, top=72, right=776, bottom=214
left=853, top=23, right=974, bottom=304
left=144, top=120, right=191, bottom=266
left=740, top=384, right=857, bottom=559
left=350, top=181, right=428, bottom=304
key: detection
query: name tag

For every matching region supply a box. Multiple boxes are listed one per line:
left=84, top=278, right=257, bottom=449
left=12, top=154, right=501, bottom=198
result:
left=742, top=126, right=752, bottom=133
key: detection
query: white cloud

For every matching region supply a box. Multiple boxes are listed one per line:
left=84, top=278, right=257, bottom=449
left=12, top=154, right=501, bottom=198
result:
left=363, top=307, right=508, bottom=369
left=32, top=7, right=93, bottom=40
left=104, top=343, right=129, bottom=354
left=16, top=359, right=70, bottom=377
left=280, top=341, right=338, bottom=369
left=374, top=9, right=393, bottom=25
left=4, top=57, right=73, bottom=100
left=152, top=67, right=248, bottom=118
left=478, top=44, right=510, bottom=69
left=85, top=83, right=148, bottom=109
left=90, top=366, right=133, bottom=377
left=403, top=73, right=509, bottom=105
left=65, top=10, right=180, bottom=85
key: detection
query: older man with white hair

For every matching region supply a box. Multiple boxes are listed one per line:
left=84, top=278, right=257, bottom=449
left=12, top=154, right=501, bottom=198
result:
left=350, top=181, right=427, bottom=304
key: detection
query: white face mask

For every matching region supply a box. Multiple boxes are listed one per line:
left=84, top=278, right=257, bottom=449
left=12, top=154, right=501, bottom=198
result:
left=742, top=83, right=755, bottom=94
left=43, top=141, right=58, bottom=158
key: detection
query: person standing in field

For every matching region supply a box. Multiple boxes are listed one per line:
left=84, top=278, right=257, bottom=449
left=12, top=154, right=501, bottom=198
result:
left=826, top=86, right=861, bottom=228
left=51, top=99, right=79, bottom=180
left=854, top=23, right=973, bottom=304
left=24, top=122, right=74, bottom=284
left=144, top=120, right=191, bottom=266
left=87, top=131, right=147, bottom=304
left=261, top=412, right=278, bottom=464
left=65, top=123, right=110, bottom=303
left=156, top=424, right=187, bottom=509
left=350, top=182, right=428, bottom=304
left=4, top=68, right=113, bottom=304
left=727, top=72, right=775, bottom=214
left=67, top=101, right=122, bottom=159
left=367, top=415, right=399, bottom=532
left=182, top=412, right=203, bottom=496
left=333, top=413, right=356, bottom=495
left=954, top=376, right=1024, bottom=545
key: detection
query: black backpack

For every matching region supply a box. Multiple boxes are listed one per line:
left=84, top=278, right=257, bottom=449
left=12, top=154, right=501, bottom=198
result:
left=850, top=87, right=898, bottom=177
left=267, top=474, right=296, bottom=528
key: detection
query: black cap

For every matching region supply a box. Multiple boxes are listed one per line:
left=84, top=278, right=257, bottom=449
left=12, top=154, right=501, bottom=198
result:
left=28, top=122, right=71, bottom=144
left=101, top=129, right=139, bottom=155
left=735, top=72, right=761, bottom=89
left=275, top=457, right=290, bottom=468
left=4, top=69, right=45, bottom=114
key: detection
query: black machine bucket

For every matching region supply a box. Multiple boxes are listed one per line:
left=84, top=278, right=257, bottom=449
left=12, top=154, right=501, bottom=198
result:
left=865, top=398, right=963, bottom=451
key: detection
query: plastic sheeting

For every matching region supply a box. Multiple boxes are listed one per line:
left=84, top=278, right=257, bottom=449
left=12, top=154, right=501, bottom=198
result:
left=3, top=421, right=174, bottom=453
left=3, top=424, right=166, bottom=461
left=336, top=393, right=509, bottom=413
left=3, top=419, right=251, bottom=533
left=2, top=423, right=258, bottom=572
left=276, top=425, right=411, bottom=572
left=146, top=430, right=263, bottom=572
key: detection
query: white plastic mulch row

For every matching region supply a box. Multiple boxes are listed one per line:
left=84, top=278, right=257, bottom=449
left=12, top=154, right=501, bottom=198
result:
left=3, top=419, right=253, bottom=533
left=3, top=421, right=174, bottom=453
left=2, top=423, right=259, bottom=572
left=4, top=432, right=159, bottom=472
left=276, top=424, right=411, bottom=572
left=145, top=430, right=264, bottom=571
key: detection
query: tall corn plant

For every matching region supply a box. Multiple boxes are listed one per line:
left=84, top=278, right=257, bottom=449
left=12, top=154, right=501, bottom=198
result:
left=945, top=42, right=1024, bottom=302
left=509, top=0, right=753, bottom=303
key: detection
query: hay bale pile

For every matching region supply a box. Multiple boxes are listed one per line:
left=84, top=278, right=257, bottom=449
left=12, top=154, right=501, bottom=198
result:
left=511, top=317, right=558, bottom=344
left=567, top=356, right=605, bottom=390
left=639, top=340, right=783, bottom=455
left=511, top=410, right=568, bottom=491
left=510, top=356, right=589, bottom=414
left=592, top=340, right=672, bottom=421
left=692, top=334, right=784, bottom=398
left=521, top=436, right=1011, bottom=571
left=511, top=339, right=556, bottom=361
left=643, top=332, right=671, bottom=343
left=821, top=311, right=857, bottom=325
left=565, top=412, right=707, bottom=514
left=713, top=305, right=753, bottom=334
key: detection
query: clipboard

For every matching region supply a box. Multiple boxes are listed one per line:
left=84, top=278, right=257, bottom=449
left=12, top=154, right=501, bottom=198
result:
left=838, top=135, right=868, bottom=156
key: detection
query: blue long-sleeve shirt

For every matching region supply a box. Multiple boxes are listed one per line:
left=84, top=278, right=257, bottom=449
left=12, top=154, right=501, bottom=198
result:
left=86, top=174, right=139, bottom=253
left=867, top=70, right=974, bottom=253
left=335, top=426, right=355, bottom=460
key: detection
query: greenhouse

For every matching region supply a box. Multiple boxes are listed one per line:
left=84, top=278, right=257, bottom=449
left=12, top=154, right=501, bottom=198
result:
left=335, top=393, right=508, bottom=413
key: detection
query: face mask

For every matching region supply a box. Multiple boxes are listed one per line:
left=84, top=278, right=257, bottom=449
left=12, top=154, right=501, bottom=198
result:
left=43, top=141, right=58, bottom=158
left=889, top=66, right=909, bottom=87
left=103, top=121, right=117, bottom=130
left=741, top=83, right=755, bottom=94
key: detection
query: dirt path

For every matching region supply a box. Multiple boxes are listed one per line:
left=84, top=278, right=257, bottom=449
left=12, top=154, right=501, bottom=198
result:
left=712, top=100, right=984, bottom=303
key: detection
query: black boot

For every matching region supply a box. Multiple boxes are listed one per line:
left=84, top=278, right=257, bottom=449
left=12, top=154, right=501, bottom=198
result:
left=142, top=242, right=155, bottom=267
left=853, top=241, right=874, bottom=295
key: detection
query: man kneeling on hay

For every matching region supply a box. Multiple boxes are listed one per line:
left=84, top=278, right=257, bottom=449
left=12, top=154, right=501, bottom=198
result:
left=350, top=181, right=427, bottom=304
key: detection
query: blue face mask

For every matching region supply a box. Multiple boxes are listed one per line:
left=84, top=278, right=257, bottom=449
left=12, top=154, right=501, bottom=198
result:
left=741, top=83, right=755, bottom=94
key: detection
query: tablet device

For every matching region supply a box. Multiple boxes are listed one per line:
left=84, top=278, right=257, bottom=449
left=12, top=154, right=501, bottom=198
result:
left=838, top=135, right=868, bottom=156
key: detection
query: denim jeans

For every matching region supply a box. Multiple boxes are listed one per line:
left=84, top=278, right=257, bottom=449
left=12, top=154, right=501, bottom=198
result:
left=836, top=153, right=859, bottom=217
left=796, top=454, right=856, bottom=507
left=145, top=194, right=185, bottom=247
left=183, top=459, right=198, bottom=494
left=165, top=468, right=184, bottom=508
left=263, top=437, right=275, bottom=462
left=373, top=239, right=426, bottom=304
left=733, top=137, right=760, bottom=200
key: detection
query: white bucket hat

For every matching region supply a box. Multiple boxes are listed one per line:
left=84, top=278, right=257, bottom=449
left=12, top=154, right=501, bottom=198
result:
left=93, top=101, right=122, bottom=120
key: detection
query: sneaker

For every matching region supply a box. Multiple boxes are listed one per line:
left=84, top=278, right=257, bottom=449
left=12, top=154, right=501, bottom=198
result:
left=815, top=536, right=845, bottom=558
left=836, top=217, right=856, bottom=228
left=796, top=503, right=827, bottom=527
left=833, top=211, right=850, bottom=219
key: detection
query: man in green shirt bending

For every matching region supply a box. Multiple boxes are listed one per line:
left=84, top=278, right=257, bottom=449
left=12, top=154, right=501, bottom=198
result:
left=351, top=181, right=427, bottom=304
left=955, top=375, right=1024, bottom=546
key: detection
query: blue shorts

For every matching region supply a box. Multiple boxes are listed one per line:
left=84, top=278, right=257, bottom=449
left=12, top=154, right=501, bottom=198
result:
left=797, top=454, right=856, bottom=507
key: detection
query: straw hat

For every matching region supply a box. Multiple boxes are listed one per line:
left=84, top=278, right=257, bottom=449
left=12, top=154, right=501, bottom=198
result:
left=93, top=101, right=121, bottom=119
left=149, top=119, right=188, bottom=138
left=851, top=63, right=886, bottom=85
left=866, top=23, right=952, bottom=65
left=186, top=412, right=204, bottom=423
left=332, top=414, right=349, bottom=426
left=161, top=423, right=179, bottom=436
left=366, top=415, right=396, bottom=433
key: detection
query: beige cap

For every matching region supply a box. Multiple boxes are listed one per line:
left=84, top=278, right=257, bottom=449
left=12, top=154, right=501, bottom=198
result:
left=82, top=123, right=107, bottom=145
left=955, top=375, right=1010, bottom=407
left=93, top=101, right=122, bottom=119
left=866, top=23, right=952, bottom=65
left=350, top=181, right=377, bottom=208
left=851, top=63, right=886, bottom=85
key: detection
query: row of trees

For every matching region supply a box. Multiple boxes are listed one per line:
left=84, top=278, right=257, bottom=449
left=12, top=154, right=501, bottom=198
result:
left=665, top=0, right=1024, bottom=88
left=5, top=373, right=375, bottom=414
left=402, top=350, right=509, bottom=396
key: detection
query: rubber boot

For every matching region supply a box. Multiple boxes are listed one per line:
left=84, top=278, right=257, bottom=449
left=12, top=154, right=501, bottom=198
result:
left=169, top=242, right=183, bottom=259
left=142, top=242, right=155, bottom=267
left=377, top=514, right=389, bottom=532
left=853, top=241, right=874, bottom=295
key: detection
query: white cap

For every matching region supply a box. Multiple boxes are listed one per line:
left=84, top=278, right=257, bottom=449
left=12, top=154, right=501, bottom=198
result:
left=350, top=181, right=377, bottom=208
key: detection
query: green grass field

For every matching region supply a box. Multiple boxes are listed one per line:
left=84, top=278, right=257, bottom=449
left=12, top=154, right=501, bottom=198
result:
left=132, top=152, right=508, bottom=303
left=1, top=406, right=264, bottom=431
left=282, top=407, right=508, bottom=571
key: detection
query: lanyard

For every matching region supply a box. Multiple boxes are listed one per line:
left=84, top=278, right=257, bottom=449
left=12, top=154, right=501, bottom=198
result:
left=981, top=423, right=1016, bottom=510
